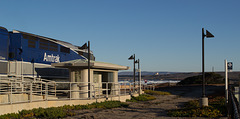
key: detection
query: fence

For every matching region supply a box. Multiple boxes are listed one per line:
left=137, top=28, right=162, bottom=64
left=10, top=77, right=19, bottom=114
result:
left=0, top=81, right=141, bottom=105
left=228, top=85, right=240, bottom=119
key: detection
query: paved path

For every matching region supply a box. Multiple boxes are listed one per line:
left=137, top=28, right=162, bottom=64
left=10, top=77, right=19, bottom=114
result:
left=65, top=85, right=225, bottom=119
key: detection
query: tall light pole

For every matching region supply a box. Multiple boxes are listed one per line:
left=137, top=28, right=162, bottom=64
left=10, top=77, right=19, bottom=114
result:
left=135, top=59, right=141, bottom=94
left=201, top=28, right=214, bottom=106
left=88, top=41, right=90, bottom=98
left=128, top=54, right=136, bottom=88
left=80, top=41, right=91, bottom=98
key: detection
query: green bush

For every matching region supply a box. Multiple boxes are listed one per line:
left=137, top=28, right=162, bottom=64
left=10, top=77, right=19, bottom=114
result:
left=0, top=101, right=128, bottom=119
left=167, top=96, right=227, bottom=118
left=144, top=90, right=171, bottom=95
left=168, top=106, right=222, bottom=118
left=127, top=94, right=156, bottom=102
left=0, top=113, right=20, bottom=119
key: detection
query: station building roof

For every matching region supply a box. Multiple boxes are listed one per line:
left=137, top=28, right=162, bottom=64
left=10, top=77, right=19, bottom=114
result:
left=12, top=30, right=92, bottom=54
left=52, top=59, right=130, bottom=71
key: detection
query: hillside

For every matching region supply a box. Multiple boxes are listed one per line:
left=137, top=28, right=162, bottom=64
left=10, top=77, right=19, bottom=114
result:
left=119, top=71, right=240, bottom=81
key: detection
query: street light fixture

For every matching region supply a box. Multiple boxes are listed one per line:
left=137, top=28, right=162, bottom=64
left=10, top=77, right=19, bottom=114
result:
left=128, top=54, right=136, bottom=88
left=201, top=28, right=214, bottom=106
left=135, top=59, right=141, bottom=94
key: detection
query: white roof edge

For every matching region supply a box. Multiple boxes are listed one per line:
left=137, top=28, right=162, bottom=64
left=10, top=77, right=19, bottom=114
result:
left=52, top=60, right=129, bottom=70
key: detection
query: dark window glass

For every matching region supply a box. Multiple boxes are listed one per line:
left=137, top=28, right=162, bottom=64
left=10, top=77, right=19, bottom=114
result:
left=39, top=39, right=48, bottom=50
left=22, top=34, right=29, bottom=39
left=60, top=46, right=70, bottom=53
left=23, top=34, right=37, bottom=48
left=49, top=42, right=58, bottom=52
left=39, top=39, right=58, bottom=51
left=28, top=39, right=36, bottom=48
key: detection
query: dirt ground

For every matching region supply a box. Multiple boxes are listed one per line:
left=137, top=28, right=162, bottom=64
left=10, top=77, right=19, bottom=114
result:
left=65, top=85, right=225, bottom=119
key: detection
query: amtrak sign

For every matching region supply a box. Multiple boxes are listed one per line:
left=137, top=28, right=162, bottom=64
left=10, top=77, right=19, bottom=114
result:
left=43, top=52, right=60, bottom=63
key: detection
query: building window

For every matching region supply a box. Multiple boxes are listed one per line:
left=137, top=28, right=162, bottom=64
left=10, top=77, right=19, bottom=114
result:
left=28, top=39, right=36, bottom=48
left=49, top=42, right=58, bottom=52
left=39, top=39, right=49, bottom=50
left=23, top=34, right=37, bottom=48
left=22, top=34, right=29, bottom=39
left=60, top=46, right=70, bottom=53
left=39, top=39, right=58, bottom=52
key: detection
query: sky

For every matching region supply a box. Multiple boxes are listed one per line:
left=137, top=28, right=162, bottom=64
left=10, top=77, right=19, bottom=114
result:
left=0, top=0, right=240, bottom=72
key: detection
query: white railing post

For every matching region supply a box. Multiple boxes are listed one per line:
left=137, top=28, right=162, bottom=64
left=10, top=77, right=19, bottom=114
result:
left=93, top=84, right=96, bottom=99
left=111, top=82, right=113, bottom=96
left=15, top=60, right=17, bottom=76
left=106, top=82, right=108, bottom=99
left=54, top=83, right=56, bottom=97
left=45, top=83, right=48, bottom=101
left=21, top=59, right=23, bottom=82
left=118, top=83, right=120, bottom=101
left=98, top=82, right=100, bottom=99
left=124, top=82, right=126, bottom=96
left=30, top=83, right=32, bottom=102
left=70, top=82, right=72, bottom=100
left=133, top=82, right=135, bottom=93
left=40, top=82, right=42, bottom=96
left=90, top=82, right=92, bottom=100
left=10, top=82, right=12, bottom=104
left=129, top=83, right=131, bottom=94
left=21, top=82, right=24, bottom=92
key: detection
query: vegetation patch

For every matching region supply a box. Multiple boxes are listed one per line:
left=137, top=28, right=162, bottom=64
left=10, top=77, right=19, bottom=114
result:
left=144, top=90, right=171, bottom=95
left=127, top=94, right=156, bottom=102
left=0, top=101, right=128, bottom=119
left=178, top=72, right=224, bottom=85
left=167, top=96, right=227, bottom=118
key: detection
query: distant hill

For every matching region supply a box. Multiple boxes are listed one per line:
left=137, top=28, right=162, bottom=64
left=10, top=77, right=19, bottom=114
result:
left=119, top=71, right=240, bottom=81
left=118, top=71, right=178, bottom=76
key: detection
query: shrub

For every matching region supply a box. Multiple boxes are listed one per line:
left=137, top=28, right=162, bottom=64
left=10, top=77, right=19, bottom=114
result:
left=0, top=113, right=20, bottom=119
left=127, top=94, right=156, bottom=102
left=144, top=90, right=171, bottom=95
left=167, top=96, right=227, bottom=118
left=0, top=101, right=128, bottom=118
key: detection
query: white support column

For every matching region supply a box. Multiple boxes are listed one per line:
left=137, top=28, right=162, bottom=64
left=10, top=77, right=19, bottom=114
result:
left=90, top=69, right=94, bottom=99
left=225, top=59, right=228, bottom=104
left=71, top=83, right=79, bottom=99
left=113, top=71, right=119, bottom=95
left=81, top=69, right=89, bottom=99
left=98, top=74, right=102, bottom=95
left=69, top=69, right=75, bottom=82
left=69, top=69, right=80, bottom=99
left=139, top=69, right=143, bottom=94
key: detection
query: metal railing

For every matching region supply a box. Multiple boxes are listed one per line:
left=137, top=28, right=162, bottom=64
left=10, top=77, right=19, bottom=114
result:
left=229, top=90, right=240, bottom=119
left=0, top=81, right=140, bottom=105
left=228, top=85, right=240, bottom=119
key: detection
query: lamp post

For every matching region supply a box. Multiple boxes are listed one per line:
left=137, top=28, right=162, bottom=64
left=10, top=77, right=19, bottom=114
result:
left=201, top=28, right=214, bottom=106
left=135, top=59, right=141, bottom=94
left=128, top=54, right=136, bottom=88
left=88, top=41, right=90, bottom=98
left=80, top=41, right=91, bottom=98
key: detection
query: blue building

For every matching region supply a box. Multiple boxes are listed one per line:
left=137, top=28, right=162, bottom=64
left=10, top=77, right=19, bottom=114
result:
left=0, top=26, right=95, bottom=79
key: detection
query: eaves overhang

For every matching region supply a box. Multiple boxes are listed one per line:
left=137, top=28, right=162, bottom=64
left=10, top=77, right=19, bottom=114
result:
left=52, top=59, right=130, bottom=70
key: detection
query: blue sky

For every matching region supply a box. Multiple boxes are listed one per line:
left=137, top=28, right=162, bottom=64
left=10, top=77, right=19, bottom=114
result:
left=0, top=0, right=240, bottom=72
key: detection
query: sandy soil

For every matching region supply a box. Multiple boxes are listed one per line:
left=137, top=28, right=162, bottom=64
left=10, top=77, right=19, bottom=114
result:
left=65, top=85, right=225, bottom=119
